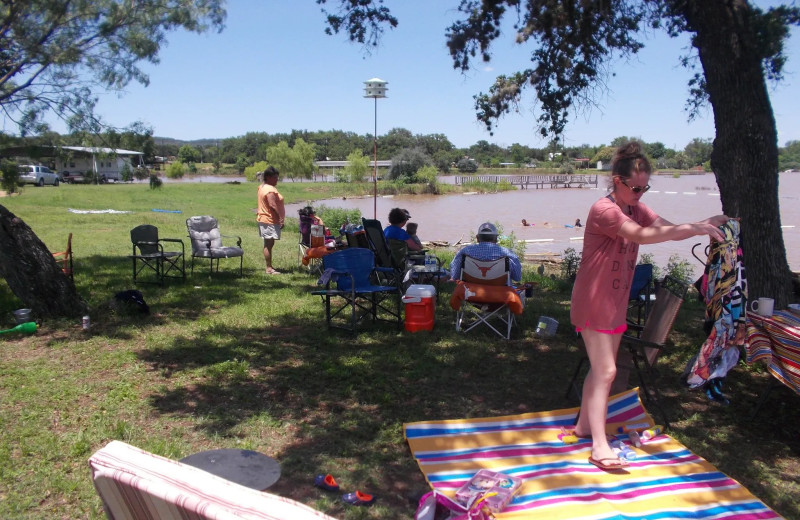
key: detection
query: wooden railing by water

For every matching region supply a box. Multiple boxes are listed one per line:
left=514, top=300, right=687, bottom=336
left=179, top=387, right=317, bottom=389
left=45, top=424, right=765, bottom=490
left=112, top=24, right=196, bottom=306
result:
left=456, top=174, right=599, bottom=189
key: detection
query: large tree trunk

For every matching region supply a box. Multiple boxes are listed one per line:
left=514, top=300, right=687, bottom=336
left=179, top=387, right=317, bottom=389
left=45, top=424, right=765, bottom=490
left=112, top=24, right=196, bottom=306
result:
left=682, top=0, right=793, bottom=307
left=0, top=204, right=88, bottom=318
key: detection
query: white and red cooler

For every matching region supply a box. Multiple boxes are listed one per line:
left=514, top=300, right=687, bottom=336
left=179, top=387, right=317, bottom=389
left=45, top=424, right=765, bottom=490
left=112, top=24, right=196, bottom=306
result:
left=402, top=284, right=436, bottom=332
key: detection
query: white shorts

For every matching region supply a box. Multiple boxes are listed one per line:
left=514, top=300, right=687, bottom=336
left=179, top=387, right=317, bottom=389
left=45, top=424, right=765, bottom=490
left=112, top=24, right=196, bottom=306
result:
left=259, top=223, right=281, bottom=240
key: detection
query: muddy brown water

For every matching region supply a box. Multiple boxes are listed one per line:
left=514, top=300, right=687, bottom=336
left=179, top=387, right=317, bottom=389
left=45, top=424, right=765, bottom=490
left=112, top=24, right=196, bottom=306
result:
left=286, top=172, right=800, bottom=273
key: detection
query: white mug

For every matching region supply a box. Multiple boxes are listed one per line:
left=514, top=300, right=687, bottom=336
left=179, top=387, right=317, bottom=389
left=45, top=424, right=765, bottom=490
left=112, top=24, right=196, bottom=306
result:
left=750, top=297, right=774, bottom=317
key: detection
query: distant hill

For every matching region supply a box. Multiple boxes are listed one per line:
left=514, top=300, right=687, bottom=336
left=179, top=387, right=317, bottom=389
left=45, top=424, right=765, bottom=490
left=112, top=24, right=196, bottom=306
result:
left=154, top=136, right=221, bottom=147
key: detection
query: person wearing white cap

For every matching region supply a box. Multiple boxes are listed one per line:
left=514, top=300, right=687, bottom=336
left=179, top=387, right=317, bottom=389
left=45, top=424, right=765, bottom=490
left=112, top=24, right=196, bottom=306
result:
left=448, top=222, right=521, bottom=282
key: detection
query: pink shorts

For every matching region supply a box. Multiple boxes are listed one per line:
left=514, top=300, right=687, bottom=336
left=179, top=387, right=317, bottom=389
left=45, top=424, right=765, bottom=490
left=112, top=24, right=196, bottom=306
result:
left=575, top=322, right=627, bottom=335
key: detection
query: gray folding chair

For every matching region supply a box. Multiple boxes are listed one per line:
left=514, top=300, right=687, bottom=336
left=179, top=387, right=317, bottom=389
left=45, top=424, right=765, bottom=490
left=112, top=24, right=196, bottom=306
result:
left=186, top=216, right=244, bottom=277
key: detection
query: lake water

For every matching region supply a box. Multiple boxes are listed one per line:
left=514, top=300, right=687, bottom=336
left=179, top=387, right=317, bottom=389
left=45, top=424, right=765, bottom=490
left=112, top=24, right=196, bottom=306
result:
left=286, top=172, right=800, bottom=273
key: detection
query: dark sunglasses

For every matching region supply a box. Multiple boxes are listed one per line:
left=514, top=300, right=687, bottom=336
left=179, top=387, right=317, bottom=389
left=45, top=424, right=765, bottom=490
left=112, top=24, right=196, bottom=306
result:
left=621, top=179, right=650, bottom=193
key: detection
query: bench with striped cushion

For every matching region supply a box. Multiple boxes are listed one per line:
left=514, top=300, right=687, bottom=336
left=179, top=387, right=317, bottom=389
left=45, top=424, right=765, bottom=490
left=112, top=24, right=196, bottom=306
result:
left=89, top=440, right=337, bottom=520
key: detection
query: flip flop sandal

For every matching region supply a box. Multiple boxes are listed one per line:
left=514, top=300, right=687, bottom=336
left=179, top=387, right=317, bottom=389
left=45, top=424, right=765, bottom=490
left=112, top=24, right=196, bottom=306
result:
left=588, top=456, right=629, bottom=470
left=561, top=427, right=616, bottom=442
left=314, top=474, right=339, bottom=492
left=342, top=490, right=375, bottom=506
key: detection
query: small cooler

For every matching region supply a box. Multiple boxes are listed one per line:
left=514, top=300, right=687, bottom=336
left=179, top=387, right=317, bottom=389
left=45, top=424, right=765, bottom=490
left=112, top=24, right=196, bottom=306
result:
left=402, top=284, right=436, bottom=332
left=310, top=224, right=325, bottom=247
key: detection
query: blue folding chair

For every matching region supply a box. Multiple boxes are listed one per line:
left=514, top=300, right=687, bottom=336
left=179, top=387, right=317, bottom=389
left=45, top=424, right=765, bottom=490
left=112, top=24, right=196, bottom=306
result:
left=311, top=248, right=401, bottom=335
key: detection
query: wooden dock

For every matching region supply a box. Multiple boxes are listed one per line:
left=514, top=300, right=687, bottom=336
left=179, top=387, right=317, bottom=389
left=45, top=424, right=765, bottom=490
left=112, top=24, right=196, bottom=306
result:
left=455, top=174, right=599, bottom=189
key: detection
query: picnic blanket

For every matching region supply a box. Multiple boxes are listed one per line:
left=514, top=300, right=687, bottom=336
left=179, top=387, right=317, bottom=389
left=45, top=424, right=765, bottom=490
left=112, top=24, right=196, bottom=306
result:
left=404, top=389, right=779, bottom=519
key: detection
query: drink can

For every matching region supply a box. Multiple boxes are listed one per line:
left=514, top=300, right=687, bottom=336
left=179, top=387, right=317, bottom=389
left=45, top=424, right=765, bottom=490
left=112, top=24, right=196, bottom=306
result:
left=82, top=315, right=91, bottom=330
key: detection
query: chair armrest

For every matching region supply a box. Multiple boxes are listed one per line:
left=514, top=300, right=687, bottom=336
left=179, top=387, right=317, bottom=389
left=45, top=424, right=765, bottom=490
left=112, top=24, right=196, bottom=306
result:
left=374, top=266, right=395, bottom=274
left=316, top=268, right=350, bottom=287
left=221, top=234, right=242, bottom=247
left=159, top=238, right=185, bottom=252
left=626, top=323, right=644, bottom=334
left=620, top=334, right=662, bottom=351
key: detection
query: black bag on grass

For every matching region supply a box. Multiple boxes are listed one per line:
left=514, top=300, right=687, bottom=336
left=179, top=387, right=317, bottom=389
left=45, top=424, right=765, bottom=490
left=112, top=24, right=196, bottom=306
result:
left=113, top=290, right=150, bottom=315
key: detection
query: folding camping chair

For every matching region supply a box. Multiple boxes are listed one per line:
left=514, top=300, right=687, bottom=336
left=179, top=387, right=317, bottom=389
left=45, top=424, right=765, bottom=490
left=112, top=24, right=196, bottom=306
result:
left=297, top=210, right=323, bottom=274
left=345, top=229, right=370, bottom=249
left=52, top=232, right=74, bottom=281
left=129, top=225, right=186, bottom=285
left=451, top=254, right=525, bottom=340
left=186, top=216, right=244, bottom=277
left=298, top=210, right=313, bottom=264
left=566, top=275, right=688, bottom=427
left=388, top=237, right=448, bottom=299
left=310, top=248, right=401, bottom=335
left=361, top=217, right=405, bottom=288
left=362, top=217, right=445, bottom=292
left=89, top=441, right=336, bottom=520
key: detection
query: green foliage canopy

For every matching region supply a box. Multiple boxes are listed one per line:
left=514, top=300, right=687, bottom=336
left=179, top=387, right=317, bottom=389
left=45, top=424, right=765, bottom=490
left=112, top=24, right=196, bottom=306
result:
left=389, top=147, right=432, bottom=181
left=244, top=161, right=268, bottom=182
left=178, top=145, right=202, bottom=164
left=779, top=140, right=800, bottom=170
left=265, top=139, right=316, bottom=180
left=165, top=161, right=185, bottom=179
left=342, top=149, right=369, bottom=182
left=0, top=0, right=226, bottom=135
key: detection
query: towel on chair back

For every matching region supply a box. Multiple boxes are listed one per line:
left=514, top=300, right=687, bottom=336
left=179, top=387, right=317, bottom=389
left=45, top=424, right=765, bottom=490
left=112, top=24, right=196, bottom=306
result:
left=450, top=282, right=523, bottom=315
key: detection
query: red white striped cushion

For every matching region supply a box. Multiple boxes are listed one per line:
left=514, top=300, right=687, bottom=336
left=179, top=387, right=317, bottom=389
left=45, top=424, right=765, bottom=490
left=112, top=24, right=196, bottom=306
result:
left=89, top=441, right=337, bottom=520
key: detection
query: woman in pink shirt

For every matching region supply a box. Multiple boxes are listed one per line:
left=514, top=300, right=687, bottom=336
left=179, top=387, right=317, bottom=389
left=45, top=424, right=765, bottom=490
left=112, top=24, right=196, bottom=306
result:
left=570, top=141, right=729, bottom=470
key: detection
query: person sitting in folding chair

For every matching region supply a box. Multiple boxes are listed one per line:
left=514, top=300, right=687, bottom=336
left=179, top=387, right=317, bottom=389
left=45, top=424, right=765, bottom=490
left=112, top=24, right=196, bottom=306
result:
left=448, top=223, right=521, bottom=283
left=449, top=223, right=524, bottom=339
left=383, top=208, right=423, bottom=252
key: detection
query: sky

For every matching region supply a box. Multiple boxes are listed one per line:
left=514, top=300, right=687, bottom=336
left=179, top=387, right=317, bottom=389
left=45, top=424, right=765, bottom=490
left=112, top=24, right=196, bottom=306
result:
left=24, top=1, right=800, bottom=150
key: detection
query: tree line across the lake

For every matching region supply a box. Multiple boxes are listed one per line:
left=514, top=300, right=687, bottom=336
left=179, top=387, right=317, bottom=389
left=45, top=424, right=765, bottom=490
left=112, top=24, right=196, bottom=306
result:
left=3, top=127, right=800, bottom=178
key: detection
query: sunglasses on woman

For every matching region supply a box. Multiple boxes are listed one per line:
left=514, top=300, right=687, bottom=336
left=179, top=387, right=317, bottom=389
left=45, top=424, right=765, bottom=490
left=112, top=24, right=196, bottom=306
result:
left=621, top=179, right=650, bottom=193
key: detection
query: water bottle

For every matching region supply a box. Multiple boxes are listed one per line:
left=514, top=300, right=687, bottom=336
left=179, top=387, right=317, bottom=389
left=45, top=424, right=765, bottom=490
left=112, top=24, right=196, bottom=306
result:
left=610, top=439, right=637, bottom=460
left=628, top=430, right=642, bottom=448
left=425, top=254, right=434, bottom=272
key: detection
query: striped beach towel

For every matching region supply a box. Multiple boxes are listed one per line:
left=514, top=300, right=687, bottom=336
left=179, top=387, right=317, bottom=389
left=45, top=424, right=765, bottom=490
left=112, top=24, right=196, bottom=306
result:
left=404, top=389, right=780, bottom=519
left=746, top=310, right=800, bottom=395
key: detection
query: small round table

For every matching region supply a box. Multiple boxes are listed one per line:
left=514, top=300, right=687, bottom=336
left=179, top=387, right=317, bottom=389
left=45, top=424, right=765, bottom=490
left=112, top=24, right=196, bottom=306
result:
left=180, top=449, right=281, bottom=491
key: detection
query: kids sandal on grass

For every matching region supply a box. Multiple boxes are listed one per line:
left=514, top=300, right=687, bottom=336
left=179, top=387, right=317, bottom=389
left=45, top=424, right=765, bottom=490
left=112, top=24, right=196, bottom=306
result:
left=314, top=474, right=339, bottom=492
left=342, top=490, right=375, bottom=506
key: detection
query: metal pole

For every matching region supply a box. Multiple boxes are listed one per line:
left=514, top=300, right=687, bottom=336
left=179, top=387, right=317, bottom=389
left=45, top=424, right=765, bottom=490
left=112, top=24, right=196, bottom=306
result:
left=373, top=96, right=378, bottom=219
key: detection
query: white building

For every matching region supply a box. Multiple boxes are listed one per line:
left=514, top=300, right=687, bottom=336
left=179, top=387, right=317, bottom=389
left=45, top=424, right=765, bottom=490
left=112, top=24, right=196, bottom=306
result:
left=55, top=146, right=145, bottom=181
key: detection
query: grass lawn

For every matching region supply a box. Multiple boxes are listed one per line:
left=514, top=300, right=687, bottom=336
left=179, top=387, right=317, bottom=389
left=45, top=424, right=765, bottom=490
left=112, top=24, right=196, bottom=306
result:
left=1, top=182, right=799, bottom=519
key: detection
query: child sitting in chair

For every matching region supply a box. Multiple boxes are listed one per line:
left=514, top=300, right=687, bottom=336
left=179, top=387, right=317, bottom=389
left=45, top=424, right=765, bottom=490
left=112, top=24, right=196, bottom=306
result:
left=406, top=222, right=423, bottom=250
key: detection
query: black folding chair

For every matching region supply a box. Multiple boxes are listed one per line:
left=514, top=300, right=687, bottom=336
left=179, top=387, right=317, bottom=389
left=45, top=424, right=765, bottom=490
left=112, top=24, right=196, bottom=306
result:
left=130, top=225, right=185, bottom=285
